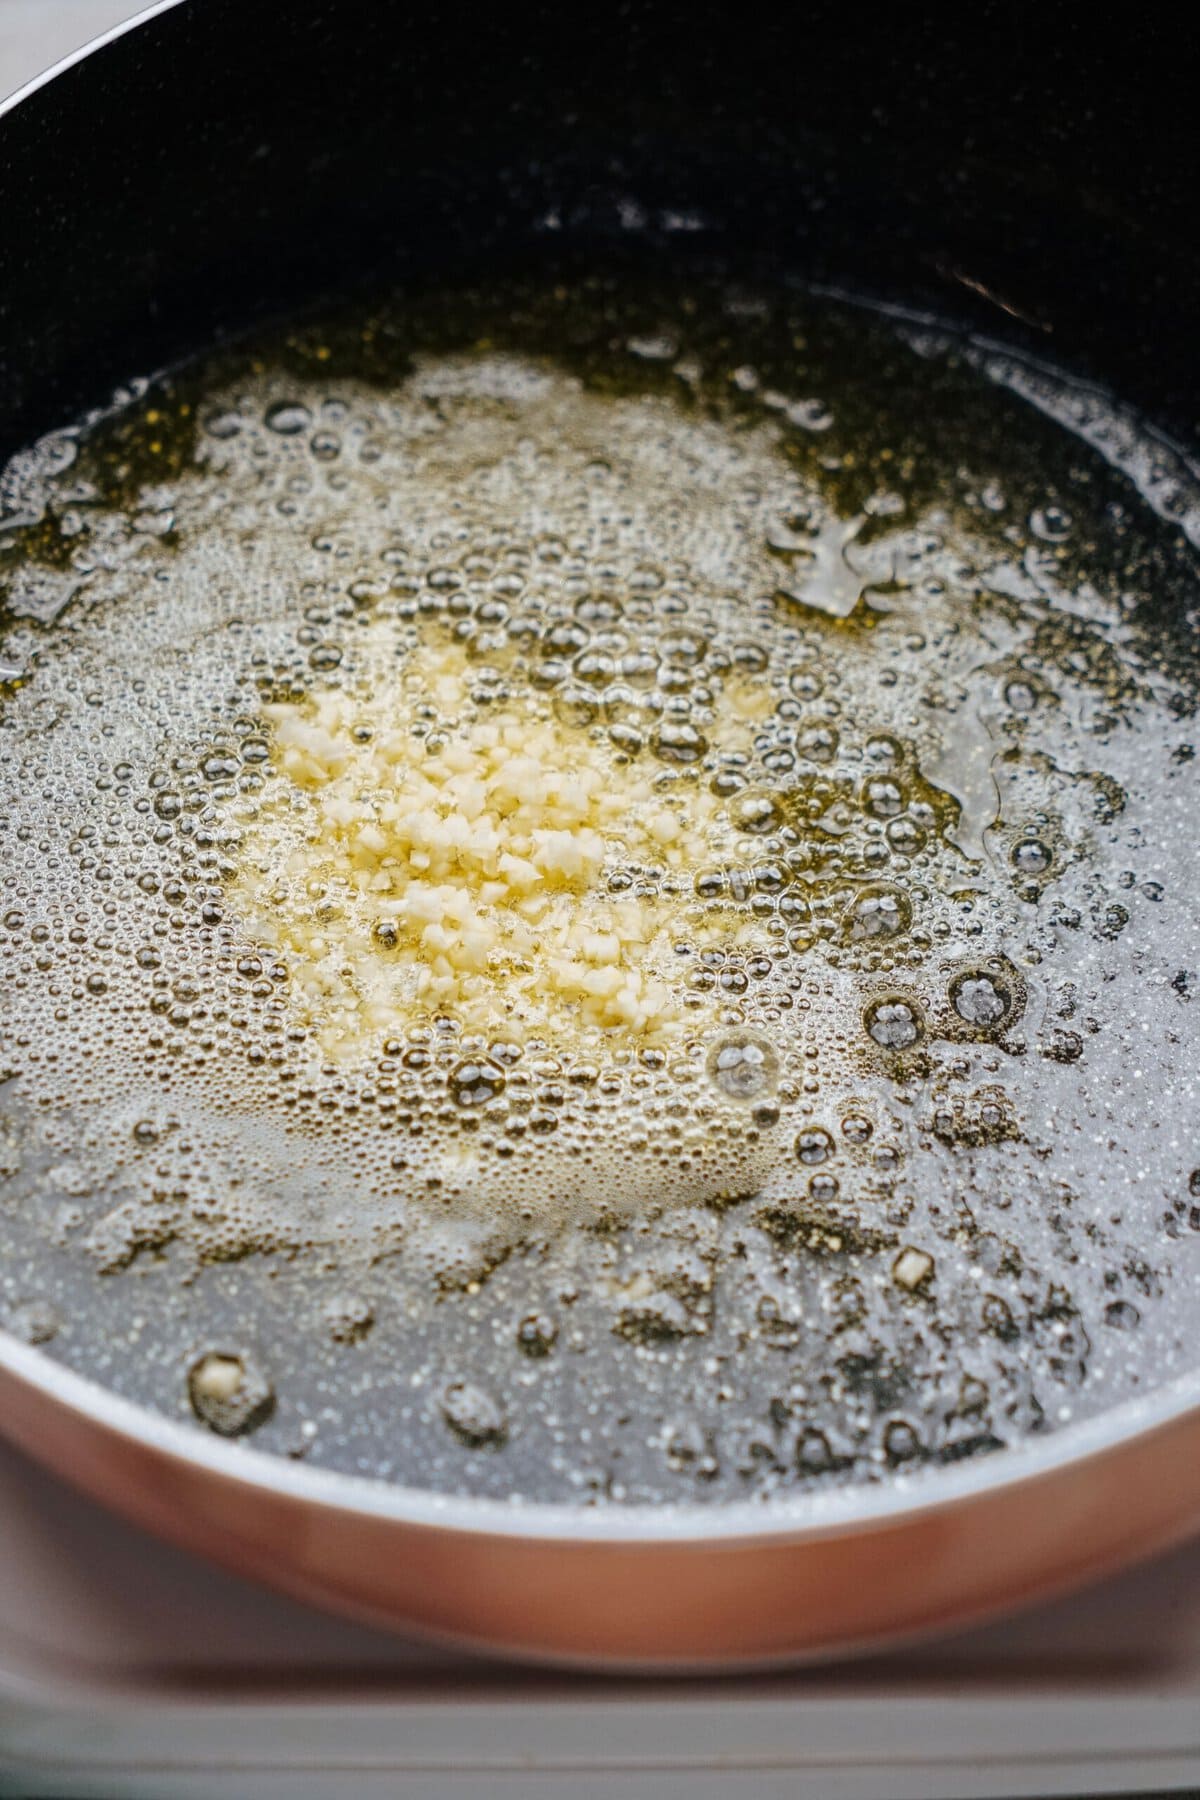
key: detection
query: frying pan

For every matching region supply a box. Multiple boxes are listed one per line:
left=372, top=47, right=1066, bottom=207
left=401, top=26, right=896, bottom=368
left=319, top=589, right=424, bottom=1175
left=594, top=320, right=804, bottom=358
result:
left=0, top=0, right=1198, bottom=1669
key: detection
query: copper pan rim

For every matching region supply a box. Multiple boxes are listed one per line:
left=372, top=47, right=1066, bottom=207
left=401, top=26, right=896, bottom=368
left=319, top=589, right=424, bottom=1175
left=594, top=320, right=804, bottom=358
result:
left=1, top=1327, right=1197, bottom=1547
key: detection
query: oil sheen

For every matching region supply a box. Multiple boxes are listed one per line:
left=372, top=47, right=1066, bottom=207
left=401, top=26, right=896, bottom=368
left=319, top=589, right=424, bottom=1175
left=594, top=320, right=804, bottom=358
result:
left=0, top=271, right=1197, bottom=1503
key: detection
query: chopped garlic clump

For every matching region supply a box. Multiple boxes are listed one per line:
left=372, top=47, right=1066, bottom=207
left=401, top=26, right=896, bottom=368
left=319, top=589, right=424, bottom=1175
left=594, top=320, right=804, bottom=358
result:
left=233, top=635, right=728, bottom=1056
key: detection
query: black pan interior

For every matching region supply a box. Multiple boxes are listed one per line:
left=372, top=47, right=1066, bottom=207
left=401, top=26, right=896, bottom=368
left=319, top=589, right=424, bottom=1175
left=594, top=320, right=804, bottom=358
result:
left=2, top=0, right=1197, bottom=461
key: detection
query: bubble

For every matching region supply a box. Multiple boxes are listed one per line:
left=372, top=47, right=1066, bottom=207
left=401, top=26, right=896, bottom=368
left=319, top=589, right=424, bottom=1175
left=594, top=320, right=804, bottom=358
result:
left=982, top=1295, right=1018, bottom=1341
left=794, top=1127, right=833, bottom=1165
left=865, top=735, right=902, bottom=768
left=863, top=777, right=904, bottom=819
left=865, top=998, right=922, bottom=1050
left=1030, top=504, right=1072, bottom=541
left=652, top=721, right=708, bottom=764
left=660, top=1419, right=709, bottom=1474
left=188, top=1350, right=275, bottom=1436
left=732, top=791, right=782, bottom=835
left=5, top=1297, right=61, bottom=1344
left=322, top=1292, right=376, bottom=1343
left=706, top=1032, right=779, bottom=1100
left=660, top=630, right=707, bottom=667
left=951, top=971, right=1010, bottom=1029
left=788, top=669, right=824, bottom=701
left=1012, top=838, right=1051, bottom=875
left=309, top=643, right=343, bottom=671
left=574, top=650, right=616, bottom=686
left=264, top=402, right=312, bottom=436
left=516, top=1312, right=558, bottom=1356
left=796, top=1428, right=836, bottom=1473
left=448, top=1059, right=507, bottom=1106
left=796, top=725, right=838, bottom=763
left=1005, top=680, right=1037, bottom=713
left=841, top=1113, right=872, bottom=1143
left=1103, top=1299, right=1140, bottom=1331
left=845, top=886, right=910, bottom=943
left=200, top=752, right=239, bottom=782
left=883, top=1418, right=923, bottom=1463
left=619, top=648, right=660, bottom=689
left=886, top=817, right=926, bottom=856
left=441, top=1380, right=507, bottom=1447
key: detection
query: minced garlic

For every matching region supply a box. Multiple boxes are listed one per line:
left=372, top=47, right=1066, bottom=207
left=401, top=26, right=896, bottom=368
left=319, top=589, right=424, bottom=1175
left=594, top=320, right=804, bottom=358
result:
left=233, top=634, right=730, bottom=1057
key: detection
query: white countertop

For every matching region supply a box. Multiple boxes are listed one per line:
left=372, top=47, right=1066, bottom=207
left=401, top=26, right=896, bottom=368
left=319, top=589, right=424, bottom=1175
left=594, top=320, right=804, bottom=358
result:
left=0, top=0, right=146, bottom=101
left=2, top=1437, right=1199, bottom=1798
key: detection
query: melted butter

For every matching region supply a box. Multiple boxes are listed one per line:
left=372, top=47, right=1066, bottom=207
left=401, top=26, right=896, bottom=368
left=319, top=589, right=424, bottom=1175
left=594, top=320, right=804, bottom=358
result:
left=0, top=270, right=1195, bottom=1357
